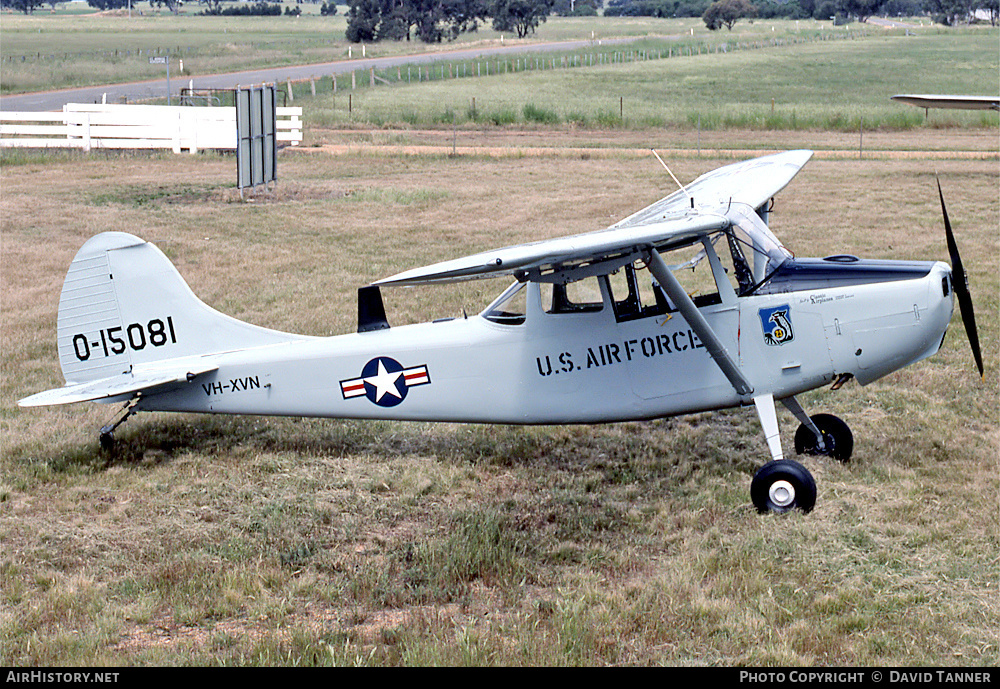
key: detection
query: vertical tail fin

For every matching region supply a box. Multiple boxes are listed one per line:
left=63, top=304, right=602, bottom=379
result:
left=57, top=232, right=307, bottom=385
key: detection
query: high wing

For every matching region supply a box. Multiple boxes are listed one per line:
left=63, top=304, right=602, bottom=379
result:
left=891, top=94, right=1000, bottom=111
left=612, top=148, right=812, bottom=228
left=19, top=363, right=218, bottom=408
left=374, top=213, right=730, bottom=286
left=375, top=150, right=813, bottom=286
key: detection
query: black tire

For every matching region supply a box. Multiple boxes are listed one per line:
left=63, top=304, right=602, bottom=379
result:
left=794, top=413, right=853, bottom=463
left=751, top=460, right=817, bottom=514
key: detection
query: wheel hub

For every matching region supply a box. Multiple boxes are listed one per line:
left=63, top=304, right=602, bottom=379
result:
left=768, top=480, right=796, bottom=508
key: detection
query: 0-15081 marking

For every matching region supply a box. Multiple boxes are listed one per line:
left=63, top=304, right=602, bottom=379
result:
left=71, top=317, right=177, bottom=361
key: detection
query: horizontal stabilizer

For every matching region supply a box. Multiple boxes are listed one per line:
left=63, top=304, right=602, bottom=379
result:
left=19, top=363, right=217, bottom=407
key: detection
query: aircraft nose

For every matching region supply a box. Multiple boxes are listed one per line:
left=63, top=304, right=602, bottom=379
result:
left=934, top=260, right=953, bottom=295
left=931, top=260, right=955, bottom=316
left=924, top=261, right=957, bottom=354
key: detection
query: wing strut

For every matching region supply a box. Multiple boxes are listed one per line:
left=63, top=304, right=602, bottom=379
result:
left=644, top=249, right=754, bottom=396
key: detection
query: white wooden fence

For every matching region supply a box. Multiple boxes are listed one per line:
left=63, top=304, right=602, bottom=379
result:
left=0, top=103, right=302, bottom=153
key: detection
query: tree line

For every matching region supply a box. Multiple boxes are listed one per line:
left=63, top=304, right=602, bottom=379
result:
left=1, top=0, right=994, bottom=34
left=343, top=0, right=588, bottom=42
left=608, top=0, right=997, bottom=27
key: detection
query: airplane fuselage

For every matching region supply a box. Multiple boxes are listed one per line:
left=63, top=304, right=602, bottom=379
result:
left=138, top=257, right=954, bottom=425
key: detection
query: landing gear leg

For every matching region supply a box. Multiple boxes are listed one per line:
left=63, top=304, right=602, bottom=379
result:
left=99, top=399, right=139, bottom=453
left=751, top=394, right=817, bottom=514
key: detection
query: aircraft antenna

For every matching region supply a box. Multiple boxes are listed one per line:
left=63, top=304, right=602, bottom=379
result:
left=651, top=149, right=694, bottom=209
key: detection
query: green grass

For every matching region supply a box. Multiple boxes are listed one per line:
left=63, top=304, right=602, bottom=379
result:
left=0, top=12, right=699, bottom=94
left=307, top=27, right=998, bottom=131
left=3, top=12, right=996, bottom=134
left=1, top=9, right=350, bottom=94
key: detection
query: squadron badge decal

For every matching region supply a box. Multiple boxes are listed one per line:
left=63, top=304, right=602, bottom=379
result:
left=340, top=357, right=430, bottom=407
left=759, top=305, right=794, bottom=346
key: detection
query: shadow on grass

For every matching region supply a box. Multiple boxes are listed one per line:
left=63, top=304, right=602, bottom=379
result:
left=89, top=409, right=766, bottom=484
left=10, top=407, right=768, bottom=510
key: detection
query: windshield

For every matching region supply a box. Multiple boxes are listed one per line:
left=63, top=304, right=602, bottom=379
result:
left=482, top=280, right=527, bottom=325
left=726, top=202, right=792, bottom=283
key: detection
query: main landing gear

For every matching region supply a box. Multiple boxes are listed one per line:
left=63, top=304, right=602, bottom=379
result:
left=751, top=394, right=853, bottom=514
left=99, top=399, right=139, bottom=453
left=751, top=459, right=817, bottom=514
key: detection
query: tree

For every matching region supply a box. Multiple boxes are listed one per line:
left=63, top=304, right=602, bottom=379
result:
left=149, top=0, right=182, bottom=13
left=925, top=0, right=973, bottom=24
left=415, top=0, right=488, bottom=42
left=346, top=0, right=488, bottom=42
left=346, top=0, right=382, bottom=41
left=9, top=0, right=44, bottom=12
left=836, top=0, right=880, bottom=21
left=702, top=0, right=756, bottom=29
left=490, top=0, right=555, bottom=38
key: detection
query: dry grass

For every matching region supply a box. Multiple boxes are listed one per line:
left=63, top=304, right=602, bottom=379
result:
left=1, top=129, right=997, bottom=666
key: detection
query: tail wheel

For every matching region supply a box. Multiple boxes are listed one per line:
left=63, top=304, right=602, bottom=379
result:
left=794, top=413, right=853, bottom=463
left=751, top=460, right=817, bottom=514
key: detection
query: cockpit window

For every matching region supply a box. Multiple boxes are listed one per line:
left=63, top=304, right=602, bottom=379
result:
left=483, top=281, right=526, bottom=325
left=482, top=204, right=792, bottom=326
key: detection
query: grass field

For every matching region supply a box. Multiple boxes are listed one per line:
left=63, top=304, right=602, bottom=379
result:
left=299, top=27, right=997, bottom=131
left=2, top=135, right=997, bottom=667
left=1, top=12, right=998, bottom=668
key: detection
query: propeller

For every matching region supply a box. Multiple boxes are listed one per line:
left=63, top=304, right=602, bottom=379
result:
left=937, top=178, right=984, bottom=378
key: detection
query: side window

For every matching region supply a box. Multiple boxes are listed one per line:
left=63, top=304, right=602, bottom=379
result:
left=605, top=262, right=670, bottom=322
left=666, top=239, right=723, bottom=308
left=540, top=278, right=603, bottom=314
left=605, top=234, right=749, bottom=323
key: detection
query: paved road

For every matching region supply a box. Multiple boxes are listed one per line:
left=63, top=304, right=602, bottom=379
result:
left=0, top=38, right=632, bottom=112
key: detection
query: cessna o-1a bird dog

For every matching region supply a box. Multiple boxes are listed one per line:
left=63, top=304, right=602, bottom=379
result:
left=20, top=150, right=982, bottom=514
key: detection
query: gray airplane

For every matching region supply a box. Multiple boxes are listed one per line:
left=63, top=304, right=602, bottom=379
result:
left=20, top=150, right=982, bottom=514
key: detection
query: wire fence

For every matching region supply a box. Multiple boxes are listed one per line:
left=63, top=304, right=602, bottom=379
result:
left=274, top=29, right=873, bottom=103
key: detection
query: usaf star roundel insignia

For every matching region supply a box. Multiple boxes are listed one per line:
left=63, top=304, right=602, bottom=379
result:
left=340, top=357, right=430, bottom=407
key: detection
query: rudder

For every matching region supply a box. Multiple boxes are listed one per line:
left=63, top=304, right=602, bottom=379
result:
left=57, top=232, right=306, bottom=385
